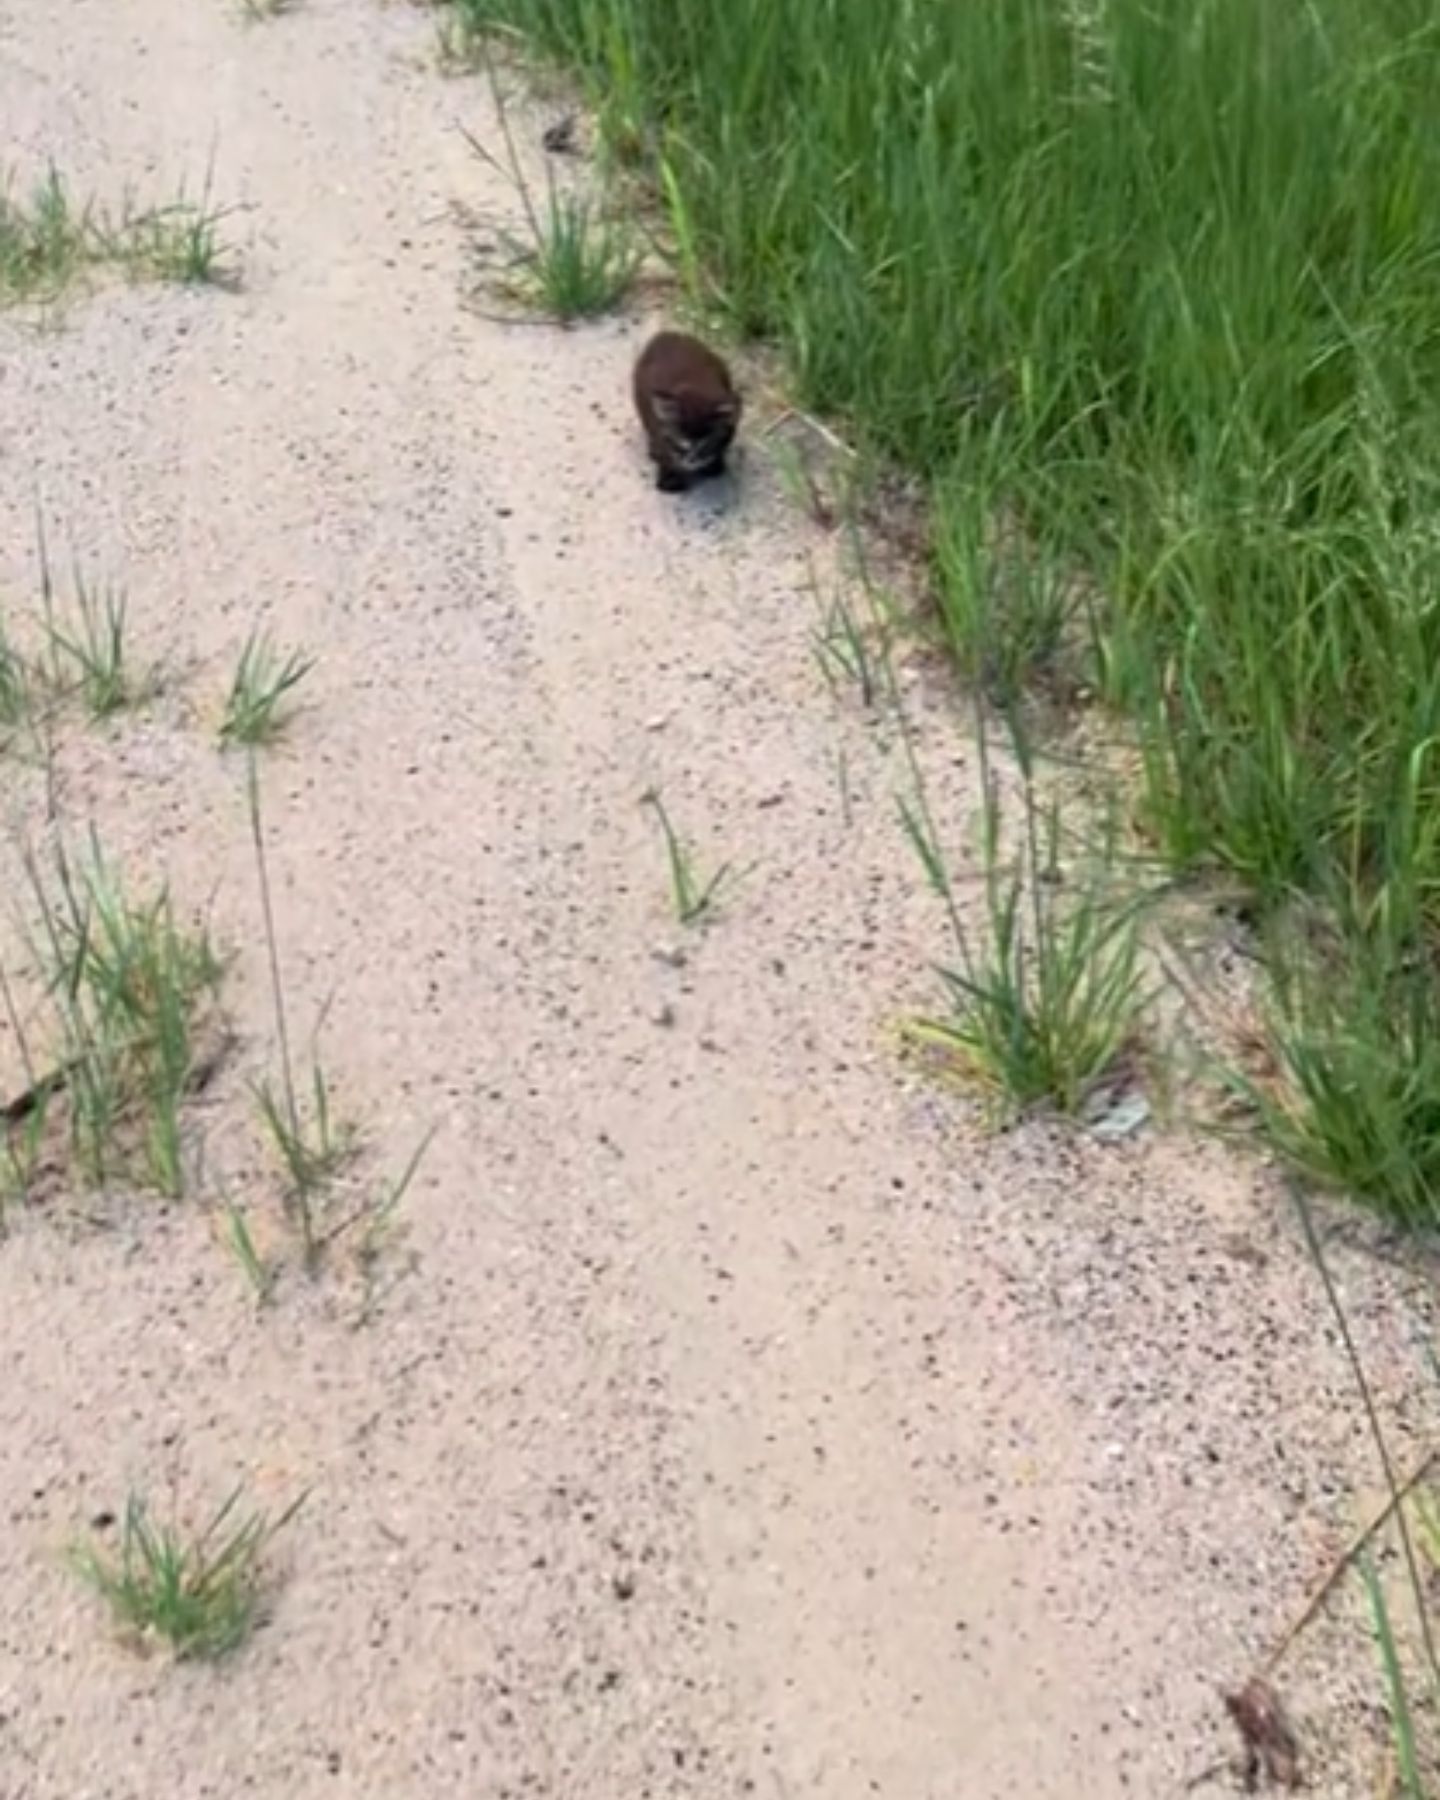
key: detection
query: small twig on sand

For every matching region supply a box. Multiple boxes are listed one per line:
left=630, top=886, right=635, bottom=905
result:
left=1261, top=1446, right=1439, bottom=1679
left=1185, top=1447, right=1438, bottom=1793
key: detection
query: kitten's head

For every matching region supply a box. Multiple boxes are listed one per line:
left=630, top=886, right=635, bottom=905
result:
left=651, top=388, right=741, bottom=474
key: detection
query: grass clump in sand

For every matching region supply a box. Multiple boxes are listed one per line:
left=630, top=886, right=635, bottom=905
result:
left=255, top=1056, right=356, bottom=1245
left=811, top=581, right=882, bottom=713
left=219, top=630, right=314, bottom=748
left=459, top=65, right=637, bottom=323
left=0, top=165, right=231, bottom=306
left=38, top=556, right=155, bottom=722
left=244, top=756, right=431, bottom=1291
left=71, top=1485, right=305, bottom=1660
left=0, top=615, right=33, bottom=732
left=641, top=788, right=738, bottom=927
left=514, top=182, right=635, bottom=320
left=912, top=853, right=1147, bottom=1124
left=23, top=838, right=226, bottom=1197
left=900, top=725, right=1149, bottom=1123
left=0, top=530, right=160, bottom=744
left=246, top=757, right=356, bottom=1267
left=1234, top=939, right=1440, bottom=1235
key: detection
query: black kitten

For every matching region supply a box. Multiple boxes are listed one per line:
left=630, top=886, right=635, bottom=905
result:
left=632, top=331, right=742, bottom=493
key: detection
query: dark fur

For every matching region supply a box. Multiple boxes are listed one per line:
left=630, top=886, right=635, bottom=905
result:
left=632, top=331, right=742, bottom=493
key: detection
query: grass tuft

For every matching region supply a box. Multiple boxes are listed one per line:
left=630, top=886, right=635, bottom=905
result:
left=255, top=1059, right=356, bottom=1251
left=0, top=165, right=232, bottom=306
left=460, top=59, right=637, bottom=322
left=0, top=168, right=93, bottom=304
left=40, top=560, right=146, bottom=721
left=1234, top=935, right=1440, bottom=1232
left=241, top=754, right=431, bottom=1297
left=247, top=757, right=350, bottom=1267
left=71, top=1484, right=304, bottom=1660
left=641, top=788, right=738, bottom=927
left=125, top=194, right=230, bottom=287
left=221, top=1200, right=276, bottom=1305
left=811, top=580, right=881, bottom=711
left=512, top=183, right=636, bottom=319
left=219, top=630, right=314, bottom=748
left=0, top=611, right=33, bottom=731
left=908, top=781, right=1149, bottom=1122
left=25, top=837, right=225, bottom=1196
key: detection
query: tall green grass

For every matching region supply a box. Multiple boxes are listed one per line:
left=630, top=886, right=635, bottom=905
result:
left=449, top=0, right=1440, bottom=1222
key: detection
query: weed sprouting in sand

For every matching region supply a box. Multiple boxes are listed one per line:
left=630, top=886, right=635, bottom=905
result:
left=21, top=836, right=224, bottom=1196
left=641, top=789, right=738, bottom=927
left=819, top=516, right=1151, bottom=1122
left=812, top=582, right=880, bottom=711
left=0, top=167, right=93, bottom=304
left=219, top=630, right=314, bottom=748
left=244, top=757, right=428, bottom=1291
left=906, top=768, right=1149, bottom=1123
left=0, top=164, right=232, bottom=306
left=254, top=1055, right=356, bottom=1260
left=856, top=498, right=1148, bottom=1125
left=220, top=1201, right=276, bottom=1306
left=33, top=520, right=159, bottom=721
left=71, top=1484, right=305, bottom=1660
left=41, top=568, right=140, bottom=720
left=126, top=193, right=230, bottom=287
left=459, top=61, right=637, bottom=322
left=517, top=182, right=635, bottom=319
left=237, top=0, right=299, bottom=20
left=352, top=1125, right=436, bottom=1325
left=245, top=757, right=356, bottom=1268
left=1230, top=948, right=1440, bottom=1232
left=0, top=613, right=34, bottom=734
left=0, top=528, right=161, bottom=741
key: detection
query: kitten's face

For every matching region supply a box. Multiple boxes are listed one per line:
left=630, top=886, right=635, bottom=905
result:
left=651, top=391, right=741, bottom=474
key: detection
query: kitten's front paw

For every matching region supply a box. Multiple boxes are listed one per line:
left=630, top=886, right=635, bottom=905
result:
left=655, top=467, right=689, bottom=494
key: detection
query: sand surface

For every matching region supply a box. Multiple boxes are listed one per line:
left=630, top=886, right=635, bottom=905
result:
left=0, top=3, right=1435, bottom=1795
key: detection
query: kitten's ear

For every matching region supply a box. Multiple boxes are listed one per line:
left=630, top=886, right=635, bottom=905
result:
left=650, top=391, right=681, bottom=428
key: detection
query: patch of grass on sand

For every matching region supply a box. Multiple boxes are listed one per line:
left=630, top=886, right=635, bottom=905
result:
left=219, top=630, right=314, bottom=749
left=23, top=837, right=226, bottom=1196
left=71, top=1485, right=305, bottom=1660
left=459, top=63, right=637, bottom=322
left=38, top=556, right=154, bottom=722
left=641, top=788, right=738, bottom=927
left=244, top=755, right=431, bottom=1293
left=0, top=165, right=232, bottom=306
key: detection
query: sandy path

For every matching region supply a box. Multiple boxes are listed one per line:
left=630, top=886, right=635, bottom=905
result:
left=0, top=4, right=1432, bottom=1795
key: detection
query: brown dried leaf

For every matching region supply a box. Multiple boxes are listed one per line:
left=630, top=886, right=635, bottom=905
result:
left=1225, top=1678, right=1302, bottom=1791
